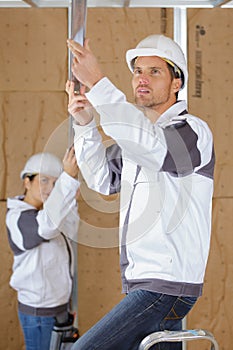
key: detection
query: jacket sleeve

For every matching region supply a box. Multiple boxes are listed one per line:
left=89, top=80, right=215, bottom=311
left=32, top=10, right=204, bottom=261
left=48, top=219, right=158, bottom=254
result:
left=85, top=78, right=214, bottom=174
left=84, top=78, right=168, bottom=171
left=6, top=172, right=80, bottom=253
left=6, top=209, right=47, bottom=253
left=73, top=119, right=110, bottom=195
left=38, top=171, right=80, bottom=240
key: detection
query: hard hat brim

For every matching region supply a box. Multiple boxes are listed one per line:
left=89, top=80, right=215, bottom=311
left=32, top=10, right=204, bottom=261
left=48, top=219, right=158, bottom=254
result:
left=126, top=48, right=174, bottom=72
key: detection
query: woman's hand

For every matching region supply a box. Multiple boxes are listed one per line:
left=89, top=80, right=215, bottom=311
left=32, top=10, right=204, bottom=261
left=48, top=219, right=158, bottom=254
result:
left=63, top=145, right=79, bottom=179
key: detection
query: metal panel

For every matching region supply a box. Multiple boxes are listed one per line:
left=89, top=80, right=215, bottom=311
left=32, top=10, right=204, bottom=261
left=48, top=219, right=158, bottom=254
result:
left=68, top=0, right=87, bottom=143
left=68, top=0, right=87, bottom=328
left=213, top=0, right=233, bottom=5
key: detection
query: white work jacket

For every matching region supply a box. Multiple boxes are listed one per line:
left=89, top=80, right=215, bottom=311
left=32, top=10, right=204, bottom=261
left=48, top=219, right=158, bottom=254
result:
left=6, top=172, right=80, bottom=312
left=73, top=77, right=215, bottom=297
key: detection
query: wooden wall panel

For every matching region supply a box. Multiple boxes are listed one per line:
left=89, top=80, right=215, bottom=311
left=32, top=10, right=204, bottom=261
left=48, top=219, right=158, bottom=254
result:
left=77, top=244, right=123, bottom=332
left=0, top=8, right=69, bottom=349
left=187, top=199, right=233, bottom=350
left=188, top=8, right=233, bottom=199
left=0, top=8, right=69, bottom=200
left=187, top=9, right=233, bottom=350
left=86, top=8, right=173, bottom=102
left=0, top=9, right=68, bottom=91
left=0, top=91, right=68, bottom=199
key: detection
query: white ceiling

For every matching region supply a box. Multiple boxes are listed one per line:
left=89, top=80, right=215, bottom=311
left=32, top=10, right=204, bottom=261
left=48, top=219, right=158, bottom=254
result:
left=1, top=0, right=233, bottom=8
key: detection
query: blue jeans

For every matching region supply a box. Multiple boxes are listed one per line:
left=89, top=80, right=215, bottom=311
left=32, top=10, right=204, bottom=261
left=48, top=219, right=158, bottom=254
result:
left=71, top=289, right=197, bottom=350
left=18, top=311, right=55, bottom=350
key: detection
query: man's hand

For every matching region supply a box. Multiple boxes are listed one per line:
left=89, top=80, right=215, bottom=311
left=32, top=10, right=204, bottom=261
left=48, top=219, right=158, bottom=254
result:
left=66, top=81, right=93, bottom=125
left=63, top=146, right=79, bottom=179
left=67, top=38, right=104, bottom=89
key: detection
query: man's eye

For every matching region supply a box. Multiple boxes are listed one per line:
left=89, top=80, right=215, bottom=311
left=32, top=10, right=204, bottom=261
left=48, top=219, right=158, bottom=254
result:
left=151, top=68, right=159, bottom=74
left=133, top=68, right=141, bottom=75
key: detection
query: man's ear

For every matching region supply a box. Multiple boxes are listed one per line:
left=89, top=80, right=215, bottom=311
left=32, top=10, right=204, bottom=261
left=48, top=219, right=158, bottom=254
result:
left=172, top=78, right=182, bottom=93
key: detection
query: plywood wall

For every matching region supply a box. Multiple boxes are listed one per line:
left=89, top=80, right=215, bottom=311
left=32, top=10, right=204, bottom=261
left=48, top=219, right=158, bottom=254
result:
left=0, top=8, right=69, bottom=350
left=187, top=8, right=233, bottom=350
left=86, top=8, right=173, bottom=103
left=0, top=8, right=68, bottom=199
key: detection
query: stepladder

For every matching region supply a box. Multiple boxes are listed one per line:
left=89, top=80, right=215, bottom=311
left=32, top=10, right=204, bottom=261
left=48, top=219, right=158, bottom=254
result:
left=138, top=329, right=219, bottom=350
left=49, top=313, right=79, bottom=350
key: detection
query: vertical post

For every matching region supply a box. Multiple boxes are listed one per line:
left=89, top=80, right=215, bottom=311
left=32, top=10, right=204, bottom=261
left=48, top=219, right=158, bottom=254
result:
left=68, top=0, right=87, bottom=327
left=174, top=8, right=188, bottom=349
left=173, top=7, right=187, bottom=102
left=68, top=0, right=87, bottom=146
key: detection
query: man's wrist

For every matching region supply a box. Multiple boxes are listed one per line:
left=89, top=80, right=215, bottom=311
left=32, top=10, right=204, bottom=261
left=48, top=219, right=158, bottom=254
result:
left=88, top=74, right=104, bottom=90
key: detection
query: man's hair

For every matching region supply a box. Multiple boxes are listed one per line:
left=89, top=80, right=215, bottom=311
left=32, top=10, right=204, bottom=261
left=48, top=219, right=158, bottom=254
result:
left=166, top=62, right=184, bottom=100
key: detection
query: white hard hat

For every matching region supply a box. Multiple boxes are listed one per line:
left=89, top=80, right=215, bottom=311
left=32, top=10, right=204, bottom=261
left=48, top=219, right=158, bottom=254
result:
left=126, top=34, right=188, bottom=89
left=20, top=152, right=63, bottom=179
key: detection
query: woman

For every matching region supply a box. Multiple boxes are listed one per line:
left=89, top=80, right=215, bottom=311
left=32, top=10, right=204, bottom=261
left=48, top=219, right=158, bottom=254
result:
left=6, top=147, right=80, bottom=350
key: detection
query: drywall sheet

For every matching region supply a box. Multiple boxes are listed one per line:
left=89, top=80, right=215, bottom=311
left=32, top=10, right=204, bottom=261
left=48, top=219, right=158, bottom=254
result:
left=0, top=8, right=68, bottom=91
left=187, top=198, right=233, bottom=350
left=188, top=9, right=233, bottom=199
left=0, top=201, right=25, bottom=350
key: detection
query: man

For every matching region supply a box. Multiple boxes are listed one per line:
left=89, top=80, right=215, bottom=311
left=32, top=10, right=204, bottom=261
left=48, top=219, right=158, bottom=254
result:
left=66, top=34, right=215, bottom=350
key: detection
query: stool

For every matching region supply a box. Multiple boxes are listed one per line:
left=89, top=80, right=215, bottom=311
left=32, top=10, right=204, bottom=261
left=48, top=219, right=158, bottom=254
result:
left=138, top=329, right=219, bottom=350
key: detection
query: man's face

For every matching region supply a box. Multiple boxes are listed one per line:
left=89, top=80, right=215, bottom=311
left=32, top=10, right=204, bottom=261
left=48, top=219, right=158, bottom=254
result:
left=132, top=56, right=181, bottom=114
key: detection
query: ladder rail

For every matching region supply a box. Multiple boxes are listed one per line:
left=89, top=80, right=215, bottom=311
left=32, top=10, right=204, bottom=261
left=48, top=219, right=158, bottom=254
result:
left=138, top=329, right=219, bottom=350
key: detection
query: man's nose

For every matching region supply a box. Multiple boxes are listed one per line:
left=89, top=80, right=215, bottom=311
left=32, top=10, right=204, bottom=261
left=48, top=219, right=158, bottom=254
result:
left=139, top=75, right=149, bottom=85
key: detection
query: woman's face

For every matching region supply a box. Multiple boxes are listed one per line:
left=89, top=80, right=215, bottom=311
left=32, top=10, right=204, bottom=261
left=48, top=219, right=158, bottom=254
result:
left=24, top=174, right=57, bottom=209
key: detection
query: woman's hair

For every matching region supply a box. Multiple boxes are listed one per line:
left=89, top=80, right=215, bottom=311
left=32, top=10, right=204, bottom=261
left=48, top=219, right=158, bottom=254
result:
left=23, top=174, right=37, bottom=195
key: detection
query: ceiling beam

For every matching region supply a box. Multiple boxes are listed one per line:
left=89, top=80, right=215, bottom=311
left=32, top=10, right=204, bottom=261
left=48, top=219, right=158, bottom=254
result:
left=125, top=0, right=213, bottom=7
left=212, top=0, right=232, bottom=6
left=1, top=0, right=233, bottom=9
left=22, top=0, right=38, bottom=6
left=123, top=0, right=130, bottom=6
